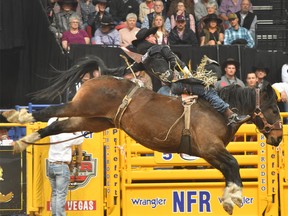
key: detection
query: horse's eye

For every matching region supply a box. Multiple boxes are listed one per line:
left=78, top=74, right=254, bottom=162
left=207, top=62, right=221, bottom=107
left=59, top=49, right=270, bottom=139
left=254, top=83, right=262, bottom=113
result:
left=273, top=109, right=278, bottom=114
left=264, top=126, right=271, bottom=132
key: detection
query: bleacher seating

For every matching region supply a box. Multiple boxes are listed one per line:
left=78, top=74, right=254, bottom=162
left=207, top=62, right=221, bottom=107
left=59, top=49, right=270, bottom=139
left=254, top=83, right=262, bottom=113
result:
left=253, top=0, right=288, bottom=53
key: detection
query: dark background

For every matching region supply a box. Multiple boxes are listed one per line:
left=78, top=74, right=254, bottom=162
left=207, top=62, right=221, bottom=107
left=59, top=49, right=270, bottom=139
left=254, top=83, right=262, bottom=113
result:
left=0, top=147, right=26, bottom=214
left=0, top=0, right=288, bottom=108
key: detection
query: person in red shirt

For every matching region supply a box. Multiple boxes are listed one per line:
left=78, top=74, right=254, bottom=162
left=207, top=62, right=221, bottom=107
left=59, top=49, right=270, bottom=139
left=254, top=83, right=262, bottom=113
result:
left=62, top=15, right=90, bottom=51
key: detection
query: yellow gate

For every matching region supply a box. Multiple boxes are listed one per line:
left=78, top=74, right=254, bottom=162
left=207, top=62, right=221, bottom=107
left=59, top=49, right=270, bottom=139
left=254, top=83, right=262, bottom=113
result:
left=1, top=118, right=288, bottom=215
left=0, top=123, right=105, bottom=216
left=113, top=124, right=280, bottom=216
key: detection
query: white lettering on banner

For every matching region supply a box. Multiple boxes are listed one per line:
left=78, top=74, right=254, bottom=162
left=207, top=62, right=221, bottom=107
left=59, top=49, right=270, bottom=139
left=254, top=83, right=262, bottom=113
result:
left=259, top=137, right=267, bottom=192
left=47, top=200, right=96, bottom=211
left=173, top=190, right=211, bottom=213
left=130, top=198, right=167, bottom=208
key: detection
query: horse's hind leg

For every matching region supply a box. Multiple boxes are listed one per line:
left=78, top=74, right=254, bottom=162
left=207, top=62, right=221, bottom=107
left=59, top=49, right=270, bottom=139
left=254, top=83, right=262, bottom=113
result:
left=201, top=147, right=243, bottom=215
left=2, top=102, right=90, bottom=123
left=13, top=117, right=113, bottom=153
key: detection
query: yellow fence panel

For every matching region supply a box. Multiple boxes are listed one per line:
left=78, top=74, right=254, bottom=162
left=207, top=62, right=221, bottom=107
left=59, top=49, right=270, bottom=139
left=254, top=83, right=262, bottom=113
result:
left=116, top=123, right=280, bottom=216
left=2, top=117, right=287, bottom=216
left=279, top=124, right=288, bottom=216
left=24, top=123, right=105, bottom=216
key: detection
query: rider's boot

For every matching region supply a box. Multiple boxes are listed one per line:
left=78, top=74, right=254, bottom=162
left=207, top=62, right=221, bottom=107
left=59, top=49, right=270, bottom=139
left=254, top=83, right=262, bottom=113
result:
left=224, top=108, right=250, bottom=126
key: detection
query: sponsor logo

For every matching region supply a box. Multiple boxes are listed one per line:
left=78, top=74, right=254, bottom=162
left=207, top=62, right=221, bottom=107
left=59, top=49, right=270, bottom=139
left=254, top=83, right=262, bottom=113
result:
left=47, top=200, right=96, bottom=211
left=130, top=198, right=167, bottom=208
left=173, top=190, right=211, bottom=213
left=218, top=196, right=254, bottom=206
left=69, top=151, right=97, bottom=190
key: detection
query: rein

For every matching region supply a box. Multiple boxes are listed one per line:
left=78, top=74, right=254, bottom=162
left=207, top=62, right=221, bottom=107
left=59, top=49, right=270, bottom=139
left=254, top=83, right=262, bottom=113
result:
left=21, top=131, right=92, bottom=145
left=113, top=85, right=140, bottom=128
left=252, top=87, right=282, bottom=134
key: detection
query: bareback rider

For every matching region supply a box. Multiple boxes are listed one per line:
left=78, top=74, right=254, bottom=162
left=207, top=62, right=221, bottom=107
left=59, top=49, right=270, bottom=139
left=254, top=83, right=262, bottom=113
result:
left=125, top=27, right=250, bottom=127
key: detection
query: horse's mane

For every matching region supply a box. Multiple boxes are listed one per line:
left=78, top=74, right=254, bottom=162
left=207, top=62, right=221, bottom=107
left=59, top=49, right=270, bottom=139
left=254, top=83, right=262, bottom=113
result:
left=30, top=56, right=125, bottom=101
left=219, top=84, right=276, bottom=114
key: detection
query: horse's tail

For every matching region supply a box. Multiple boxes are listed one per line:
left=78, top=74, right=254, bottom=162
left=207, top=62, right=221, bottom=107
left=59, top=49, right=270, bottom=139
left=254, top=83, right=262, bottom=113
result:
left=30, top=55, right=125, bottom=101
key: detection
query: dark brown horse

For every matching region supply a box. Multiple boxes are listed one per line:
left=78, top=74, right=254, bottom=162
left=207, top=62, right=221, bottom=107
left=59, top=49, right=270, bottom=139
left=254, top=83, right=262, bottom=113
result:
left=1, top=75, right=282, bottom=215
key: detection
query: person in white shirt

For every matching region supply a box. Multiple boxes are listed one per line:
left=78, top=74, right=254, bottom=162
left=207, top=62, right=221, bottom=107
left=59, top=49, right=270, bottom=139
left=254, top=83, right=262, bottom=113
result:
left=47, top=117, right=84, bottom=216
left=272, top=82, right=288, bottom=123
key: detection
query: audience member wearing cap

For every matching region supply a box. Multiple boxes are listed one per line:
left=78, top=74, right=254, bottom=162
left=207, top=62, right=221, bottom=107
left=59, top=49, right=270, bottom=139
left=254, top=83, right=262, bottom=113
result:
left=223, top=13, right=255, bottom=48
left=127, top=28, right=250, bottom=128
left=152, top=14, right=169, bottom=45
left=235, top=0, right=257, bottom=41
left=141, top=0, right=171, bottom=32
left=170, top=1, right=196, bottom=33
left=252, top=64, right=270, bottom=89
left=214, top=58, right=245, bottom=91
left=199, top=13, right=224, bottom=46
left=62, top=15, right=90, bottom=51
left=168, top=14, right=198, bottom=45
left=94, top=15, right=120, bottom=46
left=194, top=0, right=219, bottom=22
left=88, top=0, right=111, bottom=35
left=119, top=13, right=140, bottom=47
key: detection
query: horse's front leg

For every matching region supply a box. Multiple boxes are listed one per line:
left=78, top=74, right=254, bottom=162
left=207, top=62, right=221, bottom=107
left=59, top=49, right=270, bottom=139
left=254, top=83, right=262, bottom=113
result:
left=202, top=147, right=243, bottom=215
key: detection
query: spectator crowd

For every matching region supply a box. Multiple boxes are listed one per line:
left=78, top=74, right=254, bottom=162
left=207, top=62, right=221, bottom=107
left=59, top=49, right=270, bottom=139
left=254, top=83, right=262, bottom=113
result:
left=46, top=0, right=256, bottom=51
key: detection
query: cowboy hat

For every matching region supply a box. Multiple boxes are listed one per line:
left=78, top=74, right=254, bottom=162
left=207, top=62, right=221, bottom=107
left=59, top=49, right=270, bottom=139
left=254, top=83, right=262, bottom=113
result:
left=100, top=15, right=115, bottom=27
left=58, top=0, right=78, bottom=7
left=204, top=14, right=222, bottom=25
left=92, top=0, right=107, bottom=6
left=221, top=58, right=240, bottom=72
left=132, top=27, right=158, bottom=47
left=252, top=63, right=270, bottom=74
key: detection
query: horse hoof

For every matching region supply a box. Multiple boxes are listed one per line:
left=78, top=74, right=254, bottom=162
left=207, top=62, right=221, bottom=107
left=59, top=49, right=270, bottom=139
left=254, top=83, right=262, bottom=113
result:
left=18, top=109, right=34, bottom=123
left=231, top=196, right=243, bottom=208
left=13, top=140, right=27, bottom=154
left=223, top=202, right=234, bottom=215
left=2, top=110, right=19, bottom=123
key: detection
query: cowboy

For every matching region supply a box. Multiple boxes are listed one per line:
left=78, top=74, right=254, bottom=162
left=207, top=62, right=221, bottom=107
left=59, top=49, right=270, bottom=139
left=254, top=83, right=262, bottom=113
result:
left=214, top=58, right=245, bottom=91
left=252, top=63, right=270, bottom=89
left=126, top=27, right=250, bottom=127
left=94, top=15, right=120, bottom=46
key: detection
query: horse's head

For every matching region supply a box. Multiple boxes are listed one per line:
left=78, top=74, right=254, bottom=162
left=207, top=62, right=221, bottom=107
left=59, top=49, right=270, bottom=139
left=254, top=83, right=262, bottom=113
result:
left=250, top=84, right=283, bottom=146
left=220, top=84, right=283, bottom=146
